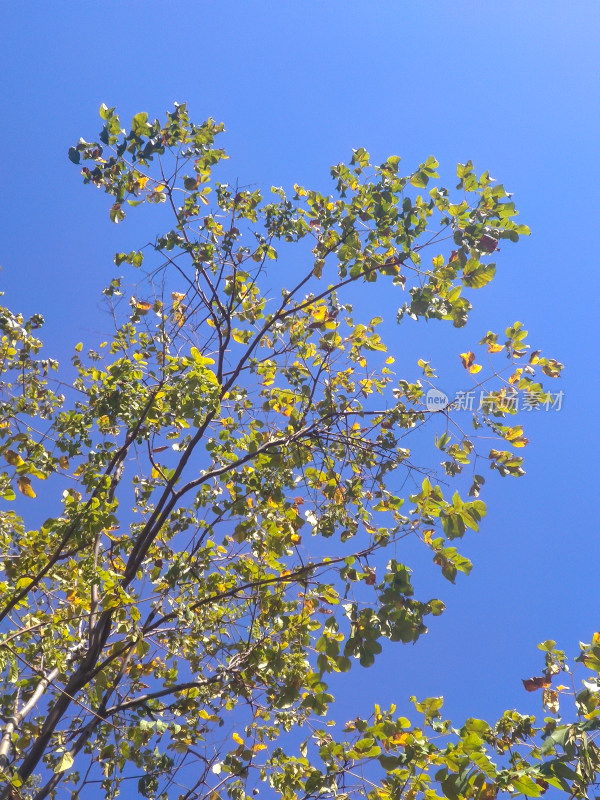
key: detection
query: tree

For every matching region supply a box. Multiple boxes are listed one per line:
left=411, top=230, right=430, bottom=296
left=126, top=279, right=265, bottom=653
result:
left=0, top=103, right=596, bottom=800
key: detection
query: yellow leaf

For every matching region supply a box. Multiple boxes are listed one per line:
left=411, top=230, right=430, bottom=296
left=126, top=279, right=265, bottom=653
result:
left=290, top=533, right=301, bottom=544
left=252, top=743, right=267, bottom=752
left=173, top=309, right=186, bottom=328
left=4, top=450, right=24, bottom=467
left=231, top=329, right=246, bottom=344
left=511, top=437, right=529, bottom=448
left=190, top=347, right=215, bottom=366
left=17, top=477, right=36, bottom=499
left=459, top=351, right=475, bottom=370
left=423, top=529, right=435, bottom=545
left=55, top=751, right=74, bottom=773
left=504, top=426, right=524, bottom=441
left=509, top=368, right=523, bottom=385
left=487, top=343, right=504, bottom=354
left=385, top=356, right=395, bottom=364
left=468, top=363, right=482, bottom=375
left=311, top=306, right=328, bottom=324
left=58, top=456, right=69, bottom=469
left=232, top=732, right=244, bottom=746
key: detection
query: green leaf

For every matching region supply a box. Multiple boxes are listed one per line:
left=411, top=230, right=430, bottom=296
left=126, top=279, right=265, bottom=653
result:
left=462, top=260, right=496, bottom=289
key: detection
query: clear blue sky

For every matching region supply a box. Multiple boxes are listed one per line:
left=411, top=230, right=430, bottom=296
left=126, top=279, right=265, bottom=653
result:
left=1, top=0, right=599, bottom=742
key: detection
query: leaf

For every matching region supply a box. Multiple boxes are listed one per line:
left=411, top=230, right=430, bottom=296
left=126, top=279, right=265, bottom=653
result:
left=312, top=259, right=325, bottom=278
left=232, top=732, right=244, bottom=746
left=476, top=234, right=498, bottom=253
left=4, top=450, right=24, bottom=467
left=190, top=347, right=215, bottom=366
left=54, top=751, right=74, bottom=773
left=511, top=775, right=543, bottom=797
left=522, top=675, right=552, bottom=692
left=17, top=477, right=36, bottom=499
left=410, top=170, right=428, bottom=188
left=462, top=261, right=496, bottom=289
left=109, top=203, right=126, bottom=224
left=460, top=351, right=475, bottom=369
left=231, top=328, right=252, bottom=344
left=459, top=352, right=482, bottom=373
left=540, top=358, right=564, bottom=378
left=543, top=688, right=560, bottom=714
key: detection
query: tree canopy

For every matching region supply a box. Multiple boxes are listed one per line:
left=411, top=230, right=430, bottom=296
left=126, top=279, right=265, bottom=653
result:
left=0, top=103, right=597, bottom=800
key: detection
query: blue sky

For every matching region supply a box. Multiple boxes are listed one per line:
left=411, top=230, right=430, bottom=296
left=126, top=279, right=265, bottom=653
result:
left=1, top=0, right=599, bottom=748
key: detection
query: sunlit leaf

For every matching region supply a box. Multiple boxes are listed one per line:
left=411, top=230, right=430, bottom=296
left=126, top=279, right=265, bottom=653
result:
left=17, top=477, right=36, bottom=498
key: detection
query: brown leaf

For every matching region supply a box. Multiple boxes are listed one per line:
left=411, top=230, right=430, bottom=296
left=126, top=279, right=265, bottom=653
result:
left=459, top=351, right=482, bottom=374
left=4, top=450, right=23, bottom=466
left=364, top=568, right=377, bottom=586
left=542, top=688, right=559, bottom=714
left=522, top=675, right=551, bottom=692
left=17, top=476, right=36, bottom=499
left=459, top=351, right=475, bottom=369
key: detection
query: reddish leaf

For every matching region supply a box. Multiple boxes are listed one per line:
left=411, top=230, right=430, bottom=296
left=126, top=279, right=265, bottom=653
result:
left=522, top=675, right=551, bottom=692
left=477, top=234, right=498, bottom=253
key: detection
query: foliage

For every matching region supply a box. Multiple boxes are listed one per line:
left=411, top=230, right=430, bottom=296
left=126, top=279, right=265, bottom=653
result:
left=0, top=103, right=595, bottom=800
